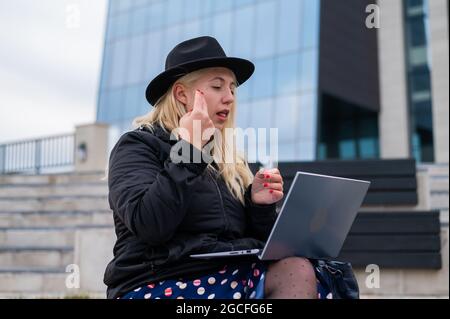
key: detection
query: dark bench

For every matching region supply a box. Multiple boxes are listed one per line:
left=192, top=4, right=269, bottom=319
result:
left=271, top=159, right=418, bottom=206
left=249, top=159, right=442, bottom=269
left=339, top=211, right=441, bottom=269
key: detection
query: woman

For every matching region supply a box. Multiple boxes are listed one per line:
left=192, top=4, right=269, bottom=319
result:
left=104, top=36, right=329, bottom=299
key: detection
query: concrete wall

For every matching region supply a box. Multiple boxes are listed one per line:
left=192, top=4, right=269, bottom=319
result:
left=74, top=227, right=115, bottom=296
left=74, top=123, right=110, bottom=173
left=377, top=0, right=411, bottom=159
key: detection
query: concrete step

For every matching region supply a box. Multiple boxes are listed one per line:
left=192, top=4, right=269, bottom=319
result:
left=430, top=193, right=449, bottom=211
left=429, top=177, right=449, bottom=193
left=0, top=225, right=113, bottom=247
left=0, top=246, right=73, bottom=268
left=440, top=210, right=449, bottom=225
left=0, top=268, right=71, bottom=294
left=0, top=210, right=113, bottom=227
left=0, top=195, right=109, bottom=211
left=418, top=163, right=449, bottom=176
left=0, top=171, right=106, bottom=186
left=0, top=182, right=108, bottom=198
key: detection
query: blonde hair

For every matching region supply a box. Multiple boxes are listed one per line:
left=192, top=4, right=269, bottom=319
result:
left=132, top=68, right=254, bottom=205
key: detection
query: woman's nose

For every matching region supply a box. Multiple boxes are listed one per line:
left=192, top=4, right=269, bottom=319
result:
left=222, top=88, right=234, bottom=104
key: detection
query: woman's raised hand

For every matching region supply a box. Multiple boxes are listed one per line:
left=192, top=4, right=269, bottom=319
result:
left=251, top=168, right=284, bottom=205
left=178, top=90, right=215, bottom=150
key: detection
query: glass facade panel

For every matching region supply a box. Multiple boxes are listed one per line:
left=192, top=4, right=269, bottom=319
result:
left=166, top=0, right=184, bottom=25
left=298, top=141, right=315, bottom=161
left=278, top=142, right=297, bottom=162
left=302, top=0, right=320, bottom=48
left=234, top=0, right=255, bottom=7
left=404, top=0, right=435, bottom=162
left=184, top=0, right=202, bottom=21
left=148, top=2, right=165, bottom=30
left=254, top=1, right=277, bottom=59
left=212, top=0, right=234, bottom=13
left=163, top=26, right=183, bottom=57
left=109, top=39, right=129, bottom=88
left=275, top=53, right=300, bottom=95
left=298, top=93, right=317, bottom=140
left=251, top=58, right=274, bottom=99
left=236, top=80, right=251, bottom=102
left=126, top=34, right=146, bottom=84
left=99, top=42, right=113, bottom=90
left=299, top=49, right=318, bottom=92
left=248, top=99, right=273, bottom=130
left=235, top=101, right=251, bottom=129
left=231, top=6, right=254, bottom=58
left=117, top=0, right=133, bottom=13
left=277, top=0, right=302, bottom=54
left=144, top=30, right=164, bottom=79
left=123, top=85, right=144, bottom=120
left=182, top=20, right=201, bottom=41
left=275, top=95, right=299, bottom=143
left=107, top=89, right=124, bottom=122
left=130, top=7, right=149, bottom=35
left=211, top=12, right=233, bottom=53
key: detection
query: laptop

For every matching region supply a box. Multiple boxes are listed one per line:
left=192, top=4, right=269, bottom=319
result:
left=190, top=171, right=370, bottom=261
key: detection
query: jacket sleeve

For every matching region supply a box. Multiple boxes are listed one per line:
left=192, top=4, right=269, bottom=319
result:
left=108, top=131, right=210, bottom=245
left=244, top=183, right=278, bottom=241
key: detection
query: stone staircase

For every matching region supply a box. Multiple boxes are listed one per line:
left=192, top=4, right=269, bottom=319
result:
left=0, top=172, right=113, bottom=298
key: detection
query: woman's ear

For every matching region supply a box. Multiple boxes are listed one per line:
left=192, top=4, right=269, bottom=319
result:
left=173, top=84, right=189, bottom=110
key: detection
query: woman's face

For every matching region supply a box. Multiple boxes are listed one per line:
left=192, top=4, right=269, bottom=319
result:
left=181, top=67, right=236, bottom=130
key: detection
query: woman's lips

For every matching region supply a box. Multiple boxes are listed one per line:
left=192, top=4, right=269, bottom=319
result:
left=216, top=111, right=228, bottom=121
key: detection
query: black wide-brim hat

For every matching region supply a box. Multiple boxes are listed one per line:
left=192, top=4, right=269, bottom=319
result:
left=145, top=36, right=255, bottom=106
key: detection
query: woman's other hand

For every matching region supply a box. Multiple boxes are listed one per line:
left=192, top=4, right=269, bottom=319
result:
left=251, top=168, right=284, bottom=205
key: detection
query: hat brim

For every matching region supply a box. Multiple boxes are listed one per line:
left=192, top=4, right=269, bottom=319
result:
left=145, top=57, right=255, bottom=106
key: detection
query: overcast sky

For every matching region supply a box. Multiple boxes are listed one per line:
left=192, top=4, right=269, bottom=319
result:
left=0, top=0, right=108, bottom=143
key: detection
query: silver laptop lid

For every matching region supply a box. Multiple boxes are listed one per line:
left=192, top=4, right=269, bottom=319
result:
left=260, top=171, right=370, bottom=260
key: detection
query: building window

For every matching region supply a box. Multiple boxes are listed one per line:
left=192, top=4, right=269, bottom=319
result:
left=403, top=0, right=435, bottom=162
left=318, top=94, right=379, bottom=160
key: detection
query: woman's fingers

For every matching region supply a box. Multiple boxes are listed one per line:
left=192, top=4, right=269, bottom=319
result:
left=269, top=189, right=284, bottom=200
left=193, top=90, right=208, bottom=114
left=258, top=171, right=283, bottom=185
left=192, top=90, right=202, bottom=112
left=262, top=182, right=283, bottom=191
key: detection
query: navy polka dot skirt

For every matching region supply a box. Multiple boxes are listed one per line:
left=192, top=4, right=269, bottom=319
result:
left=119, top=261, right=332, bottom=299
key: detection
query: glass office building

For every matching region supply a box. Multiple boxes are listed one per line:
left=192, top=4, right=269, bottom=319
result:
left=97, top=0, right=320, bottom=162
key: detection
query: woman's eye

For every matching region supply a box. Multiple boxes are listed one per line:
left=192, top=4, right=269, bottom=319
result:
left=212, top=86, right=234, bottom=95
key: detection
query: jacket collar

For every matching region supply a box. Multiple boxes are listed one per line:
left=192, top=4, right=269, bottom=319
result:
left=139, top=123, right=178, bottom=145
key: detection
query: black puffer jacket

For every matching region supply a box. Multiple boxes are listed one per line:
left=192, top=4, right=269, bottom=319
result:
left=103, top=124, right=277, bottom=299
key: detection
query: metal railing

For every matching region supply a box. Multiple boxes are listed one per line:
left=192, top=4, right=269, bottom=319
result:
left=0, top=133, right=74, bottom=175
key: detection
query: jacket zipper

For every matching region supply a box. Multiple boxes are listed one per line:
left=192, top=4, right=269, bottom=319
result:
left=211, top=172, right=229, bottom=235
